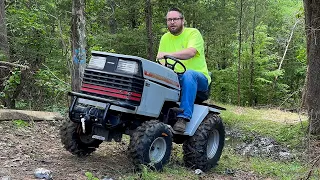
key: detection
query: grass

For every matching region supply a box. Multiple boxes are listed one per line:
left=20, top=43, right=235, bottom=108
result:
left=215, top=146, right=314, bottom=180
left=12, top=119, right=29, bottom=128
left=90, top=103, right=317, bottom=179
left=121, top=145, right=319, bottom=180
left=217, top=103, right=309, bottom=148
left=122, top=164, right=198, bottom=180
left=211, top=103, right=320, bottom=179
left=128, top=103, right=317, bottom=180
left=122, top=144, right=198, bottom=180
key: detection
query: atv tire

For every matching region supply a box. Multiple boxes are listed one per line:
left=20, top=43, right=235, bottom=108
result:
left=60, top=120, right=102, bottom=157
left=128, top=120, right=173, bottom=171
left=183, top=113, right=225, bottom=171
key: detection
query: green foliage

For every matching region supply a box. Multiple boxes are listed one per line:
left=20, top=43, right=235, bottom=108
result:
left=1, top=68, right=21, bottom=99
left=212, top=103, right=317, bottom=179
left=140, top=165, right=161, bottom=180
left=219, top=103, right=308, bottom=148
left=89, top=29, right=147, bottom=58
left=133, top=103, right=317, bottom=180
left=2, top=0, right=306, bottom=110
left=250, top=158, right=309, bottom=179
left=0, top=51, right=8, bottom=61
left=12, top=119, right=29, bottom=128
left=216, top=147, right=311, bottom=179
left=85, top=171, right=99, bottom=180
left=34, top=69, right=69, bottom=94
left=15, top=100, right=29, bottom=109
left=207, top=0, right=305, bottom=107
left=7, top=2, right=54, bottom=62
left=3, top=0, right=72, bottom=109
left=123, top=163, right=198, bottom=180
left=162, top=164, right=197, bottom=179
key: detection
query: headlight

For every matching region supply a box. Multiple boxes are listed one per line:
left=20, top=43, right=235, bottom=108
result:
left=116, top=59, right=138, bottom=75
left=77, top=98, right=107, bottom=109
left=88, top=56, right=106, bottom=70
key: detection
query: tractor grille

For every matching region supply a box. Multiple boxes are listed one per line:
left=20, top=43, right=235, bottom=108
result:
left=81, top=69, right=144, bottom=106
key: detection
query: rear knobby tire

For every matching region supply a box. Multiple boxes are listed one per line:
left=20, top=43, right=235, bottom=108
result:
left=128, top=120, right=173, bottom=171
left=183, top=113, right=225, bottom=171
left=60, top=120, right=102, bottom=157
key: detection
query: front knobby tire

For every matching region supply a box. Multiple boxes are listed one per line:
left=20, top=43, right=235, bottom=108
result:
left=60, top=120, right=102, bottom=157
left=183, top=113, right=225, bottom=171
left=128, top=120, right=173, bottom=171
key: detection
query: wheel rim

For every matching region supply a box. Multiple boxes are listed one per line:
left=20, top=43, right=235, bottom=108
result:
left=149, top=137, right=167, bottom=163
left=207, top=129, right=220, bottom=159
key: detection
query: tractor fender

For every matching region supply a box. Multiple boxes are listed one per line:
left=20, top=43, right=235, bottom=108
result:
left=184, top=104, right=221, bottom=136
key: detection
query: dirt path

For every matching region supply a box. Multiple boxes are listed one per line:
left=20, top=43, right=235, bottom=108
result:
left=0, top=120, right=263, bottom=180
left=0, top=121, right=134, bottom=180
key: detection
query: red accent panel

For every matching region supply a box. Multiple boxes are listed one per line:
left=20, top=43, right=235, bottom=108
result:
left=81, top=87, right=141, bottom=102
left=82, top=83, right=142, bottom=97
left=144, top=71, right=180, bottom=88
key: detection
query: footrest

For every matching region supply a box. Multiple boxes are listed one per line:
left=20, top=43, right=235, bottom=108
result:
left=170, top=107, right=184, bottom=114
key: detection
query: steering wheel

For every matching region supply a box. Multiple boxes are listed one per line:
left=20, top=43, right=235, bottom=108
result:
left=156, top=55, right=186, bottom=74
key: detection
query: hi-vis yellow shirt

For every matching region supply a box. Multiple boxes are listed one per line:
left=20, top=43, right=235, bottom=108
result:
left=158, top=28, right=211, bottom=84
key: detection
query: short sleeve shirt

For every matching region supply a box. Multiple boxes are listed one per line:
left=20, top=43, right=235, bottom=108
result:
left=158, top=28, right=211, bottom=84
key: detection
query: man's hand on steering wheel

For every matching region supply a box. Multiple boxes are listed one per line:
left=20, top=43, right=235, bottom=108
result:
left=156, top=52, right=167, bottom=60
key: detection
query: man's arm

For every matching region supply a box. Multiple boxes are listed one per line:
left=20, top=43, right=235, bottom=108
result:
left=157, top=47, right=197, bottom=60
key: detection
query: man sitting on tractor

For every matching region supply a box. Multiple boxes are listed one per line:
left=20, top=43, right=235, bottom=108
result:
left=157, top=7, right=211, bottom=132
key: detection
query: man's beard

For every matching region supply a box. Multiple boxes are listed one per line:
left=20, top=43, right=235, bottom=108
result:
left=169, top=24, right=183, bottom=35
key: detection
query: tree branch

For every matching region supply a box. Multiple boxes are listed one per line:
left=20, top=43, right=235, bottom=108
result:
left=0, top=61, right=29, bottom=70
left=42, top=63, right=70, bottom=86
left=304, top=154, right=320, bottom=180
left=275, top=19, right=301, bottom=80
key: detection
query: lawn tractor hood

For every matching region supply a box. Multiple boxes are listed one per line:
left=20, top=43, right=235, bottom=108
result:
left=78, top=51, right=146, bottom=107
left=82, top=51, right=180, bottom=102
left=68, top=51, right=181, bottom=121
left=88, top=51, right=180, bottom=91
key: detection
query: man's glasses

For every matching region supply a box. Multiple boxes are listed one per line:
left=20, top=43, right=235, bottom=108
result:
left=166, top=18, right=182, bottom=22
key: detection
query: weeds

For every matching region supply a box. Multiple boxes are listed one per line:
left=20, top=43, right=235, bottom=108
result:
left=85, top=172, right=99, bottom=180
left=12, top=119, right=29, bottom=128
left=219, top=103, right=308, bottom=148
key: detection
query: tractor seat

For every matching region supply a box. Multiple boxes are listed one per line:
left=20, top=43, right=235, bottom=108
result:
left=195, top=72, right=213, bottom=103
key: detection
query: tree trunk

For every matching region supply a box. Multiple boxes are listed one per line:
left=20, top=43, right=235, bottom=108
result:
left=237, top=0, right=243, bottom=106
left=108, top=0, right=117, bottom=34
left=129, top=3, right=138, bottom=29
left=303, top=0, right=320, bottom=135
left=221, top=0, right=227, bottom=70
left=145, top=0, right=154, bottom=60
left=249, top=0, right=257, bottom=107
left=0, top=0, right=9, bottom=57
left=71, top=0, right=86, bottom=92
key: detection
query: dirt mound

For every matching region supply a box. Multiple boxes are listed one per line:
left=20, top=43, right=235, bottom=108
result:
left=0, top=120, right=266, bottom=179
left=0, top=109, right=64, bottom=121
left=0, top=121, right=134, bottom=179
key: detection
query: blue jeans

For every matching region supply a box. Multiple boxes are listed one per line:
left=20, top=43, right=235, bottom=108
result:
left=177, top=70, right=209, bottom=121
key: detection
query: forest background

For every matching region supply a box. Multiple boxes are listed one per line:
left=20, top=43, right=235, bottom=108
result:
left=0, top=0, right=307, bottom=113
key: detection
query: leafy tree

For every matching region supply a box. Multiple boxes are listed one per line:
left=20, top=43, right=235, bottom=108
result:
left=0, top=0, right=307, bottom=111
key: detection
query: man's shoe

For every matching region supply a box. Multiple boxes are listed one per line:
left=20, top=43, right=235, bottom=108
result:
left=173, top=118, right=188, bottom=132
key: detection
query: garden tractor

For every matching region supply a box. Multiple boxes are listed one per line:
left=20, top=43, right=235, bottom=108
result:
left=60, top=51, right=226, bottom=171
